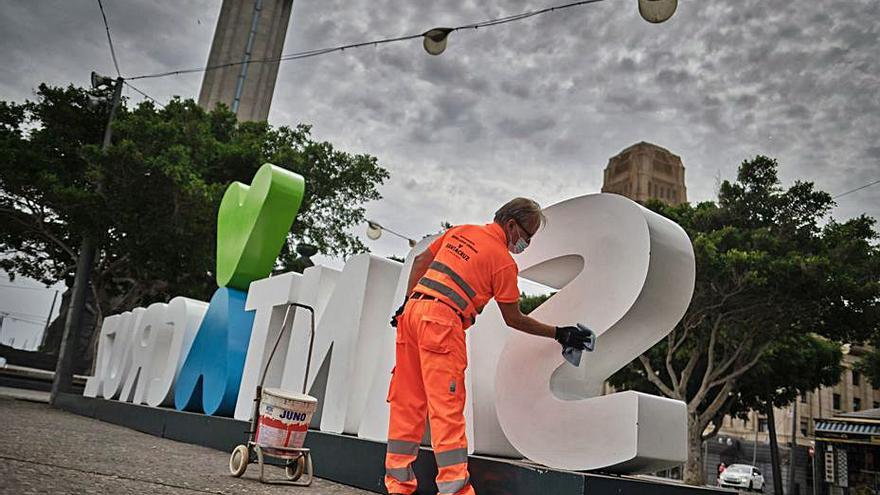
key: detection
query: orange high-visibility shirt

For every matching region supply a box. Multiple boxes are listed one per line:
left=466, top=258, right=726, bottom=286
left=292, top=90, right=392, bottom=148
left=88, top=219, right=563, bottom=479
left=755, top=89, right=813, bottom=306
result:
left=414, top=223, right=520, bottom=326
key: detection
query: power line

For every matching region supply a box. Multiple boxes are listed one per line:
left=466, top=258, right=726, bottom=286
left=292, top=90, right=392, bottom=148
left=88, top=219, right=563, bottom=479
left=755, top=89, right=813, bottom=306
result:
left=0, top=283, right=54, bottom=292
left=833, top=178, right=880, bottom=200
left=1, top=309, right=52, bottom=320
left=0, top=314, right=46, bottom=326
left=97, top=0, right=122, bottom=77
left=94, top=2, right=165, bottom=109
left=127, top=0, right=611, bottom=81
left=123, top=80, right=164, bottom=108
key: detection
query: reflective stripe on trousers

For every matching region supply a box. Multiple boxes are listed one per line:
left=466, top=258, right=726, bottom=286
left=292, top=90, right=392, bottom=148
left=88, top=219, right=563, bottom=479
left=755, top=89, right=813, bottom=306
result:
left=384, top=299, right=476, bottom=495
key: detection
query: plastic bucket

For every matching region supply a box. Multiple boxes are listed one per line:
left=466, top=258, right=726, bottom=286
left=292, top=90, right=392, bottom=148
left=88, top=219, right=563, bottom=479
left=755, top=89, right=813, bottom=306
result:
left=255, top=388, right=318, bottom=457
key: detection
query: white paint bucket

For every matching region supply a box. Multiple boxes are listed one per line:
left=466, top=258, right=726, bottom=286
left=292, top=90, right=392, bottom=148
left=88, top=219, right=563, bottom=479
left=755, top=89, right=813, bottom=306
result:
left=255, top=388, right=318, bottom=456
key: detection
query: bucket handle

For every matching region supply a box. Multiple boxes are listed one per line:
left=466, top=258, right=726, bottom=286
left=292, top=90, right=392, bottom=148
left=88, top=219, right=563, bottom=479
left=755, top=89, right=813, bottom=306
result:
left=258, top=303, right=317, bottom=396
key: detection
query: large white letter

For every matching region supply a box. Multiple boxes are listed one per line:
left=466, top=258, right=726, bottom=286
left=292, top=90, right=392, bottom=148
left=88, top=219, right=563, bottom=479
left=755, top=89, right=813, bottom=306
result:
left=120, top=302, right=168, bottom=403
left=494, top=194, right=695, bottom=472
left=233, top=272, right=306, bottom=420
left=100, top=307, right=144, bottom=399
left=283, top=254, right=400, bottom=434
left=84, top=314, right=125, bottom=398
left=145, top=296, right=207, bottom=407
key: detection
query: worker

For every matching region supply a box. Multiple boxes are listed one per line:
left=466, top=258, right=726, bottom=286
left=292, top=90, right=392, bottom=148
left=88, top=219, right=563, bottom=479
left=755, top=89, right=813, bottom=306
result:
left=384, top=197, right=592, bottom=495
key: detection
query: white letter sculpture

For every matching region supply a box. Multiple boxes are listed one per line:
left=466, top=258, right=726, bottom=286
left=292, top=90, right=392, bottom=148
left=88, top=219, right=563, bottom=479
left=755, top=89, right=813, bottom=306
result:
left=83, top=192, right=694, bottom=475
left=84, top=297, right=207, bottom=406
left=494, top=194, right=695, bottom=472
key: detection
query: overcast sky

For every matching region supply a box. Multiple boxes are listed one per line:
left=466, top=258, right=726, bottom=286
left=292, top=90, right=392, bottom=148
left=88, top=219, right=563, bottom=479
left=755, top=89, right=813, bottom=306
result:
left=1, top=1, right=878, bottom=323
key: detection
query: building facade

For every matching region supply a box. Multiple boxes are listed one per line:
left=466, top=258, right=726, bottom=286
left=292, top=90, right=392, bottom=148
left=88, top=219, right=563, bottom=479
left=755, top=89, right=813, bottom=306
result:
left=708, top=348, right=880, bottom=495
left=601, top=141, right=688, bottom=205
left=198, top=0, right=293, bottom=122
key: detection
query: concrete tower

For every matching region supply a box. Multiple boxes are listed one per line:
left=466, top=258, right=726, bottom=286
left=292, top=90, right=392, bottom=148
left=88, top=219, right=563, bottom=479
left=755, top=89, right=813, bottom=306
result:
left=601, top=142, right=688, bottom=205
left=198, top=0, right=294, bottom=122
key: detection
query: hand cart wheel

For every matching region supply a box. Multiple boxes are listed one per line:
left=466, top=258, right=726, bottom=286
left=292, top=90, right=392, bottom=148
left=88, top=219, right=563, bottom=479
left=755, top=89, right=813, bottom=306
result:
left=229, top=444, right=249, bottom=477
left=285, top=455, right=306, bottom=481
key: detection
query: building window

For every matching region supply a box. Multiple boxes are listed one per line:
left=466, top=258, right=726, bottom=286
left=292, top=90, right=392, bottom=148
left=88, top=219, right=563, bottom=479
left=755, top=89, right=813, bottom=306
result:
left=800, top=419, right=809, bottom=436
left=853, top=371, right=861, bottom=386
left=800, top=393, right=807, bottom=403
left=833, top=393, right=841, bottom=410
left=854, top=397, right=862, bottom=411
left=758, top=418, right=768, bottom=432
left=873, top=401, right=879, bottom=409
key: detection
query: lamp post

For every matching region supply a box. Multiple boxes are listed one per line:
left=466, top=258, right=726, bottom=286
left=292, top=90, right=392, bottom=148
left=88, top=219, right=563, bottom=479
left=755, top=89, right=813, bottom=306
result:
left=366, top=220, right=417, bottom=248
left=50, top=72, right=123, bottom=404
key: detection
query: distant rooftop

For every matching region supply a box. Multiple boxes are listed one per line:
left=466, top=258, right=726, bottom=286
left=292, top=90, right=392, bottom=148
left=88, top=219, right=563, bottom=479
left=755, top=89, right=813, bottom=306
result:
left=613, top=141, right=680, bottom=159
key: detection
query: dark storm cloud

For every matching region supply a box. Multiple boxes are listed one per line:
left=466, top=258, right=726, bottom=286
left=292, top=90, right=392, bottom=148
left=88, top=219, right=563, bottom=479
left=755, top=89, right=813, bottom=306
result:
left=1, top=0, right=878, bottom=258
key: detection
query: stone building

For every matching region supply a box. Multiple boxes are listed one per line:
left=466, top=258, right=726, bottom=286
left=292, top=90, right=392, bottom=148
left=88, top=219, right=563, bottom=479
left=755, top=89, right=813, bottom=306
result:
left=601, top=141, right=688, bottom=205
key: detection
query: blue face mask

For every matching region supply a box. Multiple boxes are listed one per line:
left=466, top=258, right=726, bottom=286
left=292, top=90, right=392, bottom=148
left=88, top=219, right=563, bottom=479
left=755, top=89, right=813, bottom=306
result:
left=507, top=221, right=531, bottom=254
left=509, top=236, right=529, bottom=254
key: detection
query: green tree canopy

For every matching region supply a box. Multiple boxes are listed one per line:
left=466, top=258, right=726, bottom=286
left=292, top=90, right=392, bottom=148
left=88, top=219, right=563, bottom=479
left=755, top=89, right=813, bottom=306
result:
left=0, top=84, right=389, bottom=367
left=608, top=156, right=880, bottom=485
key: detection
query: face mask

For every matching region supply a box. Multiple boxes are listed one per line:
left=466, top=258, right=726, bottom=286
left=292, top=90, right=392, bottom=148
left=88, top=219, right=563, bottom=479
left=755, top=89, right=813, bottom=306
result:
left=510, top=238, right=529, bottom=254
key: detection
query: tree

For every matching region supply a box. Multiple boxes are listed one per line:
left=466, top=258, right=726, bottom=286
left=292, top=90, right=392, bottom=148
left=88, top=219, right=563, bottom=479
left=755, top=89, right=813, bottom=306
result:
left=609, top=156, right=880, bottom=485
left=0, top=84, right=389, bottom=370
left=519, top=292, right=551, bottom=315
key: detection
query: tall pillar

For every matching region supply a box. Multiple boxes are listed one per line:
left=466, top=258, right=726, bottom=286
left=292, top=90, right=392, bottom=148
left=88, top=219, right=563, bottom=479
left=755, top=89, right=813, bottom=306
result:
left=198, top=0, right=294, bottom=122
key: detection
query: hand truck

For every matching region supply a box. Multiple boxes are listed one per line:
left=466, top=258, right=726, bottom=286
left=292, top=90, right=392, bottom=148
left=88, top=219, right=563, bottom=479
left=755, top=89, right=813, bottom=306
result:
left=228, top=302, right=317, bottom=485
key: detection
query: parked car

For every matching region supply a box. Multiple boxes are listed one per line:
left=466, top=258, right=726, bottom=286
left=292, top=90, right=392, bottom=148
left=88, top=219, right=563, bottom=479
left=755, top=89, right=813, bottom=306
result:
left=718, top=464, right=765, bottom=492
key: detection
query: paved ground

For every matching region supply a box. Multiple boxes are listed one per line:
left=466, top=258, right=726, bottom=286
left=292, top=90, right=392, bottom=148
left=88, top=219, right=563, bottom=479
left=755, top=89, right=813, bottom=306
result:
left=0, top=394, right=374, bottom=495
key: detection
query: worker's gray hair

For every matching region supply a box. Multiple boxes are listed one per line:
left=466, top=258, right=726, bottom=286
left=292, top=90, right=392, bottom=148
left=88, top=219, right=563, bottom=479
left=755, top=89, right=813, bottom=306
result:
left=494, top=197, right=546, bottom=229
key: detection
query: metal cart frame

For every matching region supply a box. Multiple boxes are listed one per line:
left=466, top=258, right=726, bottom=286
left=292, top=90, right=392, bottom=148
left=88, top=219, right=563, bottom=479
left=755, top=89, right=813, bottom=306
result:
left=228, top=302, right=317, bottom=486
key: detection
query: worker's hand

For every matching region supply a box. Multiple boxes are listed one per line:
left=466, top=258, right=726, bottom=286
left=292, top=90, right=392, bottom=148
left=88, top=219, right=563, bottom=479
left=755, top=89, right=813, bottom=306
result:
left=555, top=325, right=592, bottom=350
left=390, top=297, right=408, bottom=328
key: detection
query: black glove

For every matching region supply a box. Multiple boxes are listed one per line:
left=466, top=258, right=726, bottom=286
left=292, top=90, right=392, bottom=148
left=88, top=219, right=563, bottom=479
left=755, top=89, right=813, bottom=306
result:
left=390, top=297, right=408, bottom=327
left=555, top=325, right=591, bottom=350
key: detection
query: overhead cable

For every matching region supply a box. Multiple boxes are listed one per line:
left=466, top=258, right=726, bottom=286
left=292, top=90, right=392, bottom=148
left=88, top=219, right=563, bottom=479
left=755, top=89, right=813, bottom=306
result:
left=126, top=0, right=611, bottom=81
left=97, top=0, right=122, bottom=77
left=833, top=178, right=880, bottom=200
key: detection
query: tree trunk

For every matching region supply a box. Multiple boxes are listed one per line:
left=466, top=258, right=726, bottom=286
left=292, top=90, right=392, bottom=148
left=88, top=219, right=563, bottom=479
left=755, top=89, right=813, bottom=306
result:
left=38, top=288, right=98, bottom=374
left=684, top=414, right=706, bottom=485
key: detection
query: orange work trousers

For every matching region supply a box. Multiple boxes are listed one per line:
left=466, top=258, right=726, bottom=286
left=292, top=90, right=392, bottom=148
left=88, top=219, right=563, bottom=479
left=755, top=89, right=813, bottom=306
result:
left=385, top=298, right=475, bottom=495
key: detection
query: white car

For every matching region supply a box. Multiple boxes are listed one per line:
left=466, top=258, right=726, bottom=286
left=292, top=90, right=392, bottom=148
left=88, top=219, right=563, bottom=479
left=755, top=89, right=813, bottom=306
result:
left=718, top=464, right=765, bottom=492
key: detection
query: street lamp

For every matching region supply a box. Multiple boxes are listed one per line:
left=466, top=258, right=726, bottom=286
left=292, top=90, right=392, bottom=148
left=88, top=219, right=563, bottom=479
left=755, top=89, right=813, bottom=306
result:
left=422, top=28, right=454, bottom=56
left=638, top=0, right=677, bottom=23
left=366, top=220, right=417, bottom=248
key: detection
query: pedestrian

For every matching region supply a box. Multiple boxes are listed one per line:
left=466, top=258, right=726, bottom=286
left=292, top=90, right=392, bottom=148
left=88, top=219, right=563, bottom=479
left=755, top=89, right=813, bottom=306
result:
left=384, top=197, right=593, bottom=495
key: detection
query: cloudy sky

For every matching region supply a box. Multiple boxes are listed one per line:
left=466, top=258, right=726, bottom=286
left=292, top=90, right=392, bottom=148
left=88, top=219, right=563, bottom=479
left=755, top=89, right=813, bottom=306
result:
left=1, top=1, right=878, bottom=334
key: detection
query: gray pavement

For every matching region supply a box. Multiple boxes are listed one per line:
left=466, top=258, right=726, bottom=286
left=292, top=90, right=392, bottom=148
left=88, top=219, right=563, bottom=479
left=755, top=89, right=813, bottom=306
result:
left=0, top=395, right=374, bottom=495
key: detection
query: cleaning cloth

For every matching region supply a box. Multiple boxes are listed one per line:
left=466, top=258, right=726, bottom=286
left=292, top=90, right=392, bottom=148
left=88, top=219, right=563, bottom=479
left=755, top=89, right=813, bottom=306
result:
left=561, top=323, right=596, bottom=367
